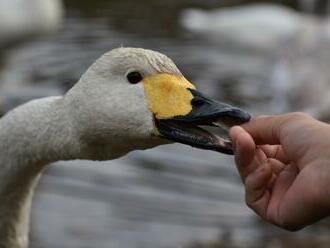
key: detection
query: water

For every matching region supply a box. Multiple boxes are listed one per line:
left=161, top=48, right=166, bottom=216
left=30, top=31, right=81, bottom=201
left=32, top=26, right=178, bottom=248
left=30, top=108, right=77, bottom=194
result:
left=1, top=1, right=330, bottom=247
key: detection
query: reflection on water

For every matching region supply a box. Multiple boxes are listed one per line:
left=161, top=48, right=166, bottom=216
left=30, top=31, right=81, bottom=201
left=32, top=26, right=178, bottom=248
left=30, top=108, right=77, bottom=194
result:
left=1, top=0, right=330, bottom=247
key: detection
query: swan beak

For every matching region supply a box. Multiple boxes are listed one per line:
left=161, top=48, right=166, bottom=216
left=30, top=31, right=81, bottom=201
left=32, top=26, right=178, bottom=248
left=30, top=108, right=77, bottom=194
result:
left=142, top=73, right=250, bottom=154
left=154, top=89, right=251, bottom=155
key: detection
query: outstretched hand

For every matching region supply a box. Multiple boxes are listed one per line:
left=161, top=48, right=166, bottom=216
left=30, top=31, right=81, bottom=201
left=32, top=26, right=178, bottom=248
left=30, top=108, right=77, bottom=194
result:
left=230, top=112, right=330, bottom=230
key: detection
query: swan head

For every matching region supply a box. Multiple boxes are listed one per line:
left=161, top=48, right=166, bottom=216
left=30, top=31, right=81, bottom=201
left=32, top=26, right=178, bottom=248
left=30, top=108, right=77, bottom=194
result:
left=65, top=48, right=250, bottom=159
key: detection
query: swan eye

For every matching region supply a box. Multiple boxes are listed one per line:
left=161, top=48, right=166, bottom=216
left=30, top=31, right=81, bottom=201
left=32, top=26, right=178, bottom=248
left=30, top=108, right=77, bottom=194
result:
left=127, top=71, right=143, bottom=84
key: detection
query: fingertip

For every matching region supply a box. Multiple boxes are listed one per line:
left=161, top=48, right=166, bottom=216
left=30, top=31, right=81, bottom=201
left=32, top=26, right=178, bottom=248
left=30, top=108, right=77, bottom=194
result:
left=229, top=126, right=255, bottom=151
left=236, top=130, right=255, bottom=154
left=230, top=126, right=246, bottom=151
left=229, top=125, right=244, bottom=142
left=234, top=129, right=256, bottom=171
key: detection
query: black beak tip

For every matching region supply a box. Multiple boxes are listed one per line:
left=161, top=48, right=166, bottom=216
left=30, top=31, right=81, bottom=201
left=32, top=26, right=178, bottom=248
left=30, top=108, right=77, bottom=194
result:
left=230, top=108, right=251, bottom=124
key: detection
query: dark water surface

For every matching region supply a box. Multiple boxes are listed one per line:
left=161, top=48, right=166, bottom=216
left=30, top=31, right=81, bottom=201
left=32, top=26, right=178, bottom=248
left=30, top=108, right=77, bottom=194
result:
left=1, top=0, right=330, bottom=247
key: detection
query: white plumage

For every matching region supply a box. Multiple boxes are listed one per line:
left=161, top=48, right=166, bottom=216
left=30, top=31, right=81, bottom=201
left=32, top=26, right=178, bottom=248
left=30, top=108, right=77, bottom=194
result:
left=0, top=48, right=178, bottom=248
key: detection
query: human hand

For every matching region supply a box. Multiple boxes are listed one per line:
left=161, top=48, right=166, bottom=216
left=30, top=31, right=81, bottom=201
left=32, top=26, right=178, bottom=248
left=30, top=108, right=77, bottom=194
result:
left=229, top=112, right=330, bottom=230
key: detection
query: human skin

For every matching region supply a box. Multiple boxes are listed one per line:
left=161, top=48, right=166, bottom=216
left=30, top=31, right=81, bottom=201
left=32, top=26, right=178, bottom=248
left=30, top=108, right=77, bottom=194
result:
left=229, top=112, right=330, bottom=231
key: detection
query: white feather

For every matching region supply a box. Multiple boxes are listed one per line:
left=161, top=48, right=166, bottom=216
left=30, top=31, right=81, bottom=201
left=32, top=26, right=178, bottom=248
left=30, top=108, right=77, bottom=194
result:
left=0, top=48, right=179, bottom=248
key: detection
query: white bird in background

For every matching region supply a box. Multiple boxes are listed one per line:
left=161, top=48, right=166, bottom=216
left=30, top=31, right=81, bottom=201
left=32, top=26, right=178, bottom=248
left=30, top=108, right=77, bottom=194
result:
left=0, top=48, right=250, bottom=248
left=181, top=4, right=305, bottom=52
left=0, top=0, right=63, bottom=47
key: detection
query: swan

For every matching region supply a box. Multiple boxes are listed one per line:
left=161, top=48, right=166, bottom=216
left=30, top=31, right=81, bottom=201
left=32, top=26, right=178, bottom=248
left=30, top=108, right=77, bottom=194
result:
left=181, top=4, right=305, bottom=52
left=0, top=47, right=250, bottom=248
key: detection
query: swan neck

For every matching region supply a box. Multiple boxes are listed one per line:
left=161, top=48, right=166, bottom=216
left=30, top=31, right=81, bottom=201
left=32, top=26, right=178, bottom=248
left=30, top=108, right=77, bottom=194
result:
left=0, top=96, right=80, bottom=248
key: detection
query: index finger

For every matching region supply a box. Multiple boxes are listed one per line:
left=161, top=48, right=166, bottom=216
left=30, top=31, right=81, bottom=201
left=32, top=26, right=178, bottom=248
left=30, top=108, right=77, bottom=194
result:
left=241, top=115, right=286, bottom=145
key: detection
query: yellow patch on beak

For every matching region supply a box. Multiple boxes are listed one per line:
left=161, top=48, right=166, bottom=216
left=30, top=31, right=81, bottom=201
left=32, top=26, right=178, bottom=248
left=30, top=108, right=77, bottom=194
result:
left=142, top=74, right=196, bottom=119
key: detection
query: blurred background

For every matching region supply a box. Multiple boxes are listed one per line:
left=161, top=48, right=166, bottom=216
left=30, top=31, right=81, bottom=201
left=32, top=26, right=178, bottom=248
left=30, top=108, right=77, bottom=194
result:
left=1, top=0, right=330, bottom=247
